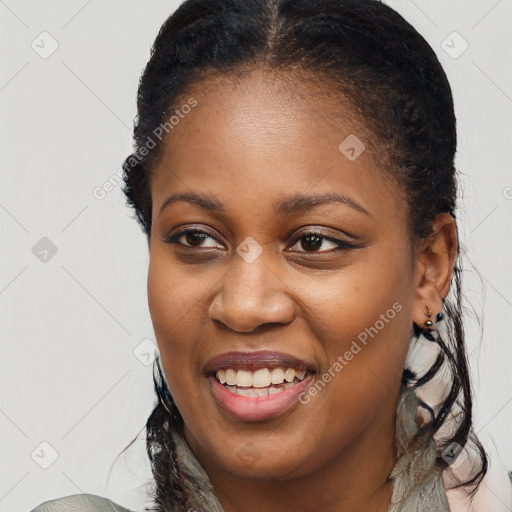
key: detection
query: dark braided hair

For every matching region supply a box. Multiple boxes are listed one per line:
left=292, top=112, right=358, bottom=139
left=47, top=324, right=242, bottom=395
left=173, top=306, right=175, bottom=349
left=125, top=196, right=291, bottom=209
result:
left=119, top=0, right=488, bottom=510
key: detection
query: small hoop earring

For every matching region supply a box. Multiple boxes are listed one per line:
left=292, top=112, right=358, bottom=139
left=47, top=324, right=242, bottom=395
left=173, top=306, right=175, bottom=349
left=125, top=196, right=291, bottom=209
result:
left=424, top=306, right=434, bottom=328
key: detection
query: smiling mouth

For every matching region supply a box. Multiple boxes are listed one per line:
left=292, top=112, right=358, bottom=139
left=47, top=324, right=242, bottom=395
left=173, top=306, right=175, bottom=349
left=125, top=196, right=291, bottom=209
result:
left=213, top=367, right=315, bottom=397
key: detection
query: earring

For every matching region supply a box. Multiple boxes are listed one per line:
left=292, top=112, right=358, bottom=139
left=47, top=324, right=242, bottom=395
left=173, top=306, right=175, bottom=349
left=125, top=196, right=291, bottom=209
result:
left=424, top=306, right=433, bottom=328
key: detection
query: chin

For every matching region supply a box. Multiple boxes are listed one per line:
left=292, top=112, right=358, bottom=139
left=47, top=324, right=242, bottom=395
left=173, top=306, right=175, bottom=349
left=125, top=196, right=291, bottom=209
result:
left=218, top=451, right=309, bottom=481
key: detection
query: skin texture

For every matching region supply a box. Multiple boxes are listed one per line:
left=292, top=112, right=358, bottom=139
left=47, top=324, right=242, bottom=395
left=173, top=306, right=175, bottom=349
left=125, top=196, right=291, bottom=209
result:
left=147, top=67, right=458, bottom=512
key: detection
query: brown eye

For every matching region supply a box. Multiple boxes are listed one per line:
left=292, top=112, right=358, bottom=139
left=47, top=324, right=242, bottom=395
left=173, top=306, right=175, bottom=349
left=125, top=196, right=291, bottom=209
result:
left=165, top=229, right=224, bottom=249
left=288, top=233, right=350, bottom=253
left=300, top=234, right=323, bottom=251
left=185, top=232, right=209, bottom=246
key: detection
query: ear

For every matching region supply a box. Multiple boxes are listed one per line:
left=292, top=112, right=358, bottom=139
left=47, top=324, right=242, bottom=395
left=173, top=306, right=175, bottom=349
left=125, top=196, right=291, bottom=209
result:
left=412, top=213, right=458, bottom=327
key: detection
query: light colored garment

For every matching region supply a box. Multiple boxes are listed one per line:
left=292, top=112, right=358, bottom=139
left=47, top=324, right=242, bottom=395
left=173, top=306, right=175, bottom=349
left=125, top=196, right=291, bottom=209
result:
left=446, top=446, right=512, bottom=512
left=29, top=459, right=511, bottom=512
left=29, top=468, right=512, bottom=512
left=30, top=493, right=134, bottom=512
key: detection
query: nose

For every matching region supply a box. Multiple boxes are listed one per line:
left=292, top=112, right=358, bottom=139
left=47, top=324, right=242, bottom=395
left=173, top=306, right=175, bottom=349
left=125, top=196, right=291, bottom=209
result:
left=208, top=254, right=296, bottom=333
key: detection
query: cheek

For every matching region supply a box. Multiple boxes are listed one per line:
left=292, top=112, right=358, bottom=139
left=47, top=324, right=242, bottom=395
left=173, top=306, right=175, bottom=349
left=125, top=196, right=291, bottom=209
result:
left=146, top=251, right=208, bottom=374
left=296, top=248, right=413, bottom=427
left=147, top=253, right=213, bottom=424
left=147, top=247, right=212, bottom=333
left=298, top=245, right=412, bottom=356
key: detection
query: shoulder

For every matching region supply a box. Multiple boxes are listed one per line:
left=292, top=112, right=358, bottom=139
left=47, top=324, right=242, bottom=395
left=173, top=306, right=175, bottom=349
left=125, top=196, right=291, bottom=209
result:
left=29, top=493, right=135, bottom=512
left=446, top=441, right=512, bottom=512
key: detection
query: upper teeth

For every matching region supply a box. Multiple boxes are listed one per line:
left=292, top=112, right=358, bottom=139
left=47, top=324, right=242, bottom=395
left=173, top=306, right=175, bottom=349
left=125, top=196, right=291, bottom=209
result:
left=216, top=368, right=307, bottom=387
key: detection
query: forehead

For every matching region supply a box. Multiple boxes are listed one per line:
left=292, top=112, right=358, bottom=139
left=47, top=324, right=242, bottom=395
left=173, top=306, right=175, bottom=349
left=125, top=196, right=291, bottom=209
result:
left=150, top=67, right=405, bottom=221
left=159, top=66, right=364, bottom=155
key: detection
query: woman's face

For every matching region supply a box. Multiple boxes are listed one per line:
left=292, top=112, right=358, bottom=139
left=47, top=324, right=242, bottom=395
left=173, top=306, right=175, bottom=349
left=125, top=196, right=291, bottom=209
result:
left=147, top=68, right=419, bottom=481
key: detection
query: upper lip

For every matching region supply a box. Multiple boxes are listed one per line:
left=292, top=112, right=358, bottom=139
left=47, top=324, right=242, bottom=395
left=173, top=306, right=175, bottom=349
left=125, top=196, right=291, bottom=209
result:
left=204, top=350, right=316, bottom=375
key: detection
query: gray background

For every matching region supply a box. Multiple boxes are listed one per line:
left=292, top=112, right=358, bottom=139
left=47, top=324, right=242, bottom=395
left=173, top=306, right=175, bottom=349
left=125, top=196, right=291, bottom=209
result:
left=1, top=1, right=511, bottom=511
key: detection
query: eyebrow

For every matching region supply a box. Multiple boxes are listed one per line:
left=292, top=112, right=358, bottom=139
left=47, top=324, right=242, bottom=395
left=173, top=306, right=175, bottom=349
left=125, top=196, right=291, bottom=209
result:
left=159, top=191, right=371, bottom=217
left=274, top=192, right=371, bottom=217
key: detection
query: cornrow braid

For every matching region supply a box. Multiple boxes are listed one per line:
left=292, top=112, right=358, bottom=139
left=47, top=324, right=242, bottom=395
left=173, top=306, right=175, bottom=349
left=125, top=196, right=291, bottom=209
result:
left=145, top=359, right=190, bottom=511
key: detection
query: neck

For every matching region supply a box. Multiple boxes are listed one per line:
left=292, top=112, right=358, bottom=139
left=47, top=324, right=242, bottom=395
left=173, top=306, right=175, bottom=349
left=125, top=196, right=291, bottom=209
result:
left=184, top=393, right=398, bottom=512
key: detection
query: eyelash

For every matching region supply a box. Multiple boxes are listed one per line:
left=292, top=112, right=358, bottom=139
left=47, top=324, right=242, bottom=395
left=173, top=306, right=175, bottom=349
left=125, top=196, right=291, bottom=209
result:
left=164, top=228, right=358, bottom=254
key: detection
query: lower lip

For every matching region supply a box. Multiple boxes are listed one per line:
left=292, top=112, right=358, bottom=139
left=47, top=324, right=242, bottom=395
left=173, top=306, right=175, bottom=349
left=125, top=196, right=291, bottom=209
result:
left=207, top=374, right=314, bottom=422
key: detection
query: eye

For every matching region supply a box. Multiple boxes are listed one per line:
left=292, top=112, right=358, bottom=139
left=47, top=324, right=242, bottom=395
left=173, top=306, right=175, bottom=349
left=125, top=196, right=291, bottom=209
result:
left=164, top=227, right=359, bottom=254
left=165, top=229, right=224, bottom=249
left=287, top=232, right=357, bottom=253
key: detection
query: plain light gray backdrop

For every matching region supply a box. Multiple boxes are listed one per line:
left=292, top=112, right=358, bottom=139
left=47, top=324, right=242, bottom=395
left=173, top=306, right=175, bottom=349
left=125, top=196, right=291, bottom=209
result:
left=1, top=1, right=511, bottom=511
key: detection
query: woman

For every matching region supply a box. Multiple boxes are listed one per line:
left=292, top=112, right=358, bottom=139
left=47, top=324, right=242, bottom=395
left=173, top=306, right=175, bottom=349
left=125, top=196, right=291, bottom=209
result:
left=31, top=0, right=512, bottom=511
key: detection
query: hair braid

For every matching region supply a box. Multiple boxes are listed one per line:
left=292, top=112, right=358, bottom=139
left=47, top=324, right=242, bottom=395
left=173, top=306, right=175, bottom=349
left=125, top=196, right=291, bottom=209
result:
left=144, top=358, right=190, bottom=511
